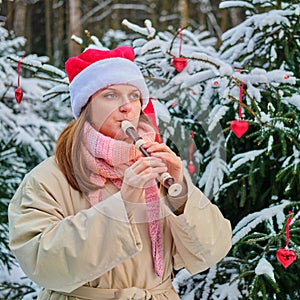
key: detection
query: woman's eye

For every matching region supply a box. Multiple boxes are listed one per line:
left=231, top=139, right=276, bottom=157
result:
left=130, top=93, right=140, bottom=100
left=104, top=93, right=117, bottom=99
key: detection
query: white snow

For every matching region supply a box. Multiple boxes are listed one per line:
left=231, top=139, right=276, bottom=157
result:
left=283, top=94, right=300, bottom=110
left=232, top=200, right=290, bottom=245
left=182, top=70, right=216, bottom=88
left=207, top=105, right=229, bottom=132
left=122, top=19, right=156, bottom=38
left=255, top=257, right=276, bottom=283
left=213, top=280, right=241, bottom=300
left=219, top=1, right=255, bottom=10
left=230, top=149, right=266, bottom=172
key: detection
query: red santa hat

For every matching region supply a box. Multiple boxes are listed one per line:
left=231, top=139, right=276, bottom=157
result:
left=65, top=46, right=149, bottom=118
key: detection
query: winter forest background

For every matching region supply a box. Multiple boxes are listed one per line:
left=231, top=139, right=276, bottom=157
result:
left=0, top=0, right=299, bottom=299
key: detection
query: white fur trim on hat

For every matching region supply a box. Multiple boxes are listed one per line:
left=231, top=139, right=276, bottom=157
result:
left=69, top=57, right=149, bottom=118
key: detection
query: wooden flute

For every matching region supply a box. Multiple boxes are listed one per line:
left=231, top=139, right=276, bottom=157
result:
left=121, top=120, right=182, bottom=197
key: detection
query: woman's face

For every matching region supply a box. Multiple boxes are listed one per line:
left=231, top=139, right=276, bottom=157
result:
left=88, top=84, right=142, bottom=140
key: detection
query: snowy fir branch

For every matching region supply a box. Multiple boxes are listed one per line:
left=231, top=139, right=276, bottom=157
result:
left=7, top=54, right=67, bottom=82
left=0, top=24, right=70, bottom=298
left=0, top=281, right=37, bottom=300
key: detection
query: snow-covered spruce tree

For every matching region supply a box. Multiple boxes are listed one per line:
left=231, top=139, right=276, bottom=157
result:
left=219, top=0, right=300, bottom=78
left=0, top=24, right=70, bottom=299
left=120, top=12, right=299, bottom=299
left=216, top=1, right=300, bottom=299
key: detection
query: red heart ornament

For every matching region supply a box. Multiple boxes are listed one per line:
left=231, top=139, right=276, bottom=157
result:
left=172, top=57, right=188, bottom=72
left=276, top=248, right=297, bottom=268
left=188, top=162, right=195, bottom=175
left=230, top=120, right=249, bottom=138
left=15, top=87, right=23, bottom=103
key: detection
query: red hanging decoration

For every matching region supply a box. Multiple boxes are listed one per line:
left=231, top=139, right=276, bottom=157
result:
left=172, top=25, right=188, bottom=72
left=15, top=57, right=24, bottom=103
left=230, top=120, right=249, bottom=138
left=187, top=131, right=195, bottom=175
left=230, top=80, right=249, bottom=138
left=172, top=57, right=188, bottom=72
left=276, top=212, right=297, bottom=268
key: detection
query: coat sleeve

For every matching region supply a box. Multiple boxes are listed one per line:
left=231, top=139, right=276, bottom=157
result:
left=164, top=172, right=232, bottom=275
left=8, top=168, right=142, bottom=293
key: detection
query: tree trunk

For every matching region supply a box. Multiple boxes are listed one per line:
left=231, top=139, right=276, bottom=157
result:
left=148, top=0, right=158, bottom=29
left=219, top=8, right=228, bottom=33
left=25, top=4, right=33, bottom=54
left=68, top=0, right=82, bottom=56
left=229, top=8, right=244, bottom=27
left=53, top=0, right=66, bottom=67
left=2, top=0, right=14, bottom=31
left=13, top=0, right=27, bottom=37
left=45, top=0, right=52, bottom=60
left=111, top=0, right=120, bottom=30
left=179, top=0, right=189, bottom=27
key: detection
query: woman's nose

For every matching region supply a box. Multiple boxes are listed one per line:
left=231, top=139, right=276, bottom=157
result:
left=119, top=96, right=132, bottom=112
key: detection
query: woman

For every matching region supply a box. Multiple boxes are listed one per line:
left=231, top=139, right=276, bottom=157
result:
left=8, top=46, right=232, bottom=299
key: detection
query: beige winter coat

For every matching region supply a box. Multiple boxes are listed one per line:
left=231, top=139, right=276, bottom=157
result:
left=8, top=156, right=232, bottom=299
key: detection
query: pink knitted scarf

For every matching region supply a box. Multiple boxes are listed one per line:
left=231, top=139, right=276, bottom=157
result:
left=82, top=121, right=164, bottom=277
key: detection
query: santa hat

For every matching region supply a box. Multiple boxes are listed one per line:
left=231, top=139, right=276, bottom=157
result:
left=65, top=46, right=149, bottom=119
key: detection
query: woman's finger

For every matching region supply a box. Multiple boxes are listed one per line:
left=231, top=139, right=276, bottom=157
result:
left=143, top=142, right=172, bottom=154
left=141, top=142, right=183, bottom=183
left=130, top=156, right=166, bottom=174
left=123, top=157, right=167, bottom=187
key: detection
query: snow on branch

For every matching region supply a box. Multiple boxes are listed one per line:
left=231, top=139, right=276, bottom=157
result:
left=232, top=200, right=290, bottom=244
left=219, top=1, right=255, bottom=10
left=229, top=149, right=266, bottom=172
left=207, top=104, right=229, bottom=132
left=122, top=19, right=156, bottom=39
left=255, top=257, right=275, bottom=283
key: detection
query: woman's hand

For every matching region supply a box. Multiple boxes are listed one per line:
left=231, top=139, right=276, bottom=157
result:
left=142, top=142, right=184, bottom=184
left=120, top=156, right=168, bottom=204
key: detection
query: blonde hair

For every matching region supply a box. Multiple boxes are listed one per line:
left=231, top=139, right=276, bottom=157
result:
left=55, top=103, right=98, bottom=194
